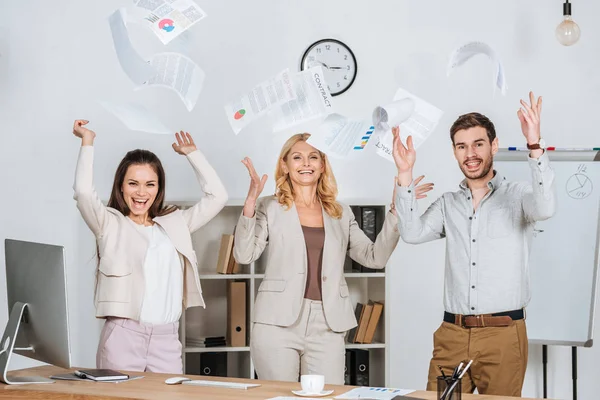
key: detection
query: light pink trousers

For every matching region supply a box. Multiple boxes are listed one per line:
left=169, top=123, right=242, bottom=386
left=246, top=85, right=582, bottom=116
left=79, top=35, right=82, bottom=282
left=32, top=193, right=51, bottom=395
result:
left=96, top=317, right=183, bottom=373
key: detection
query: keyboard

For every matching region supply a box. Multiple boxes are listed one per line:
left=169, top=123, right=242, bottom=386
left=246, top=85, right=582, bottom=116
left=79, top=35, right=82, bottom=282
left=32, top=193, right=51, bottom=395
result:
left=182, top=380, right=261, bottom=389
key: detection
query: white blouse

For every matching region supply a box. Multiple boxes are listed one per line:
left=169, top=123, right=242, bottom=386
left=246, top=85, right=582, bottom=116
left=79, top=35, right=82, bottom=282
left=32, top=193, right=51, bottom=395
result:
left=134, top=223, right=183, bottom=325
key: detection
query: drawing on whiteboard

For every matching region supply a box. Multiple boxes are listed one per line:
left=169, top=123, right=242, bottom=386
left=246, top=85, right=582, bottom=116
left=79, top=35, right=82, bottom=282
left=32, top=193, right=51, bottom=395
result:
left=566, top=173, right=593, bottom=199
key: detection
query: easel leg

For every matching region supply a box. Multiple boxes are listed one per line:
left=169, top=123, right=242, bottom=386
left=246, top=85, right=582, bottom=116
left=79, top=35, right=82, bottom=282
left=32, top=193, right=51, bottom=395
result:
left=542, top=344, right=547, bottom=399
left=572, top=346, right=577, bottom=400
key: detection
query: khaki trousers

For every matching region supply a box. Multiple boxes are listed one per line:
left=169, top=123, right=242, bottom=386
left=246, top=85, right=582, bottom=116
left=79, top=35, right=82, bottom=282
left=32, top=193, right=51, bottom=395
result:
left=250, top=299, right=346, bottom=384
left=426, top=320, right=528, bottom=396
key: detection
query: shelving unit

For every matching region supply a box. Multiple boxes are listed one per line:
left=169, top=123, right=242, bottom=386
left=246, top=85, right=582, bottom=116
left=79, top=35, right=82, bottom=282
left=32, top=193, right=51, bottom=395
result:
left=172, top=199, right=392, bottom=386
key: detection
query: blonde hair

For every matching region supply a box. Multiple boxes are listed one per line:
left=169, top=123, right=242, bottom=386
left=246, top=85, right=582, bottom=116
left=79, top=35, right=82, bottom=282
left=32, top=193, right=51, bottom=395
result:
left=275, top=133, right=343, bottom=219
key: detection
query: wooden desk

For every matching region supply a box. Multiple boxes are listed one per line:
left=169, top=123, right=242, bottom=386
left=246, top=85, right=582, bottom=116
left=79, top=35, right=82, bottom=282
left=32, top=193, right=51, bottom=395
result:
left=0, top=366, right=545, bottom=400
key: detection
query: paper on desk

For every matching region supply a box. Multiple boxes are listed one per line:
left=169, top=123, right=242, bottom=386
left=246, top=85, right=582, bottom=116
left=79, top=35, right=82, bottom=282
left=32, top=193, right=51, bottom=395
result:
left=133, top=0, right=207, bottom=45
left=447, top=41, right=507, bottom=95
left=109, top=8, right=156, bottom=85
left=224, top=69, right=296, bottom=135
left=374, top=87, right=443, bottom=163
left=99, top=100, right=172, bottom=135
left=271, top=66, right=335, bottom=132
left=267, top=398, right=331, bottom=400
left=335, top=387, right=415, bottom=399
left=307, top=114, right=375, bottom=159
left=136, top=52, right=205, bottom=111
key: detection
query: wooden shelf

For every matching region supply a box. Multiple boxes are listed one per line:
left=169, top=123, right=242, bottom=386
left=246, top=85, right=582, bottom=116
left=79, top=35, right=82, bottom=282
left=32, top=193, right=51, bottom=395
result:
left=343, top=272, right=386, bottom=278
left=198, top=274, right=252, bottom=280
left=345, top=342, right=386, bottom=349
left=182, top=201, right=390, bottom=386
left=184, top=346, right=250, bottom=353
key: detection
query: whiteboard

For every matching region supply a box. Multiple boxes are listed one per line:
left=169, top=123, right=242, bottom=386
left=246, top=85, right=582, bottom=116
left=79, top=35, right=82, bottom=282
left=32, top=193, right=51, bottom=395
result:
left=496, top=151, right=600, bottom=347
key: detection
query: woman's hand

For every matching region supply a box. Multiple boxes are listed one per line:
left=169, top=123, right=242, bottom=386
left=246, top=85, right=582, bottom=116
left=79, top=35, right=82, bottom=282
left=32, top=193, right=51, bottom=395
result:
left=172, top=131, right=197, bottom=155
left=242, top=157, right=267, bottom=217
left=72, top=120, right=95, bottom=146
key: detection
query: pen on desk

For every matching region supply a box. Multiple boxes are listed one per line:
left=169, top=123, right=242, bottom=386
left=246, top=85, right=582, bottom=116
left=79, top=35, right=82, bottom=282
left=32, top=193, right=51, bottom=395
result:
left=443, top=360, right=474, bottom=400
left=454, top=362, right=464, bottom=379
left=458, top=360, right=473, bottom=379
left=438, top=365, right=447, bottom=379
left=73, top=370, right=87, bottom=379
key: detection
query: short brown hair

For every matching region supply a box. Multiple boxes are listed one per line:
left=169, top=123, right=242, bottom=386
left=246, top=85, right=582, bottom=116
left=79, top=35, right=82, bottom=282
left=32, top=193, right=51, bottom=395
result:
left=450, top=112, right=496, bottom=145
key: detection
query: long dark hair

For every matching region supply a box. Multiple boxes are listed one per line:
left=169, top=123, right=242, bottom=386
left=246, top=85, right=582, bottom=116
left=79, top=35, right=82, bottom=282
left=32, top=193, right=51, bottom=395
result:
left=107, top=149, right=176, bottom=218
left=94, top=149, right=176, bottom=302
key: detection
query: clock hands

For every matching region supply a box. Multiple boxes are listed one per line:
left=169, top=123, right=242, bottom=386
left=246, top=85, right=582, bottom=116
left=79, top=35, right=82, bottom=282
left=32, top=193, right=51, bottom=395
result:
left=308, top=60, right=343, bottom=70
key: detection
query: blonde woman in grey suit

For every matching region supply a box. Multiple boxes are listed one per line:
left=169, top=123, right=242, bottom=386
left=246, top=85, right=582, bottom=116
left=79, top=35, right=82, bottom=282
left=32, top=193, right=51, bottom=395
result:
left=233, top=133, right=433, bottom=384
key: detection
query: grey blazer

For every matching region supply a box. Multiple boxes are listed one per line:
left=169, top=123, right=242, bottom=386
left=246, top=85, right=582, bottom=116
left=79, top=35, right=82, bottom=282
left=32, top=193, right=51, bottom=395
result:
left=233, top=196, right=400, bottom=332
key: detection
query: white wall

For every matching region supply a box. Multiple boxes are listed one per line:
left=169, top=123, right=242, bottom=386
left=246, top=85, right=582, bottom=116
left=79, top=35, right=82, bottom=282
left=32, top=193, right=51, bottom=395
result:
left=0, top=0, right=598, bottom=398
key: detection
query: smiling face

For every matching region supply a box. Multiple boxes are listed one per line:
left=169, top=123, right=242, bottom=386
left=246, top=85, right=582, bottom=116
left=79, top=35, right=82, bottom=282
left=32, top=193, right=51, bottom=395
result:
left=121, top=164, right=159, bottom=218
left=281, top=140, right=325, bottom=188
left=453, top=126, right=498, bottom=181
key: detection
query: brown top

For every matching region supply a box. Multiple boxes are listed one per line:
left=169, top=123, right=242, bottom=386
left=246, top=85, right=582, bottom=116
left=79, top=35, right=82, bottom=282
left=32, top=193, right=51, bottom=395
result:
left=302, top=225, right=325, bottom=301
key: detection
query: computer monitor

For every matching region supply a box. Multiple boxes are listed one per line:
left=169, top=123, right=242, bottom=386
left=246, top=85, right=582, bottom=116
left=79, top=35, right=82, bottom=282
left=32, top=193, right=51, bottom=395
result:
left=0, top=239, right=72, bottom=384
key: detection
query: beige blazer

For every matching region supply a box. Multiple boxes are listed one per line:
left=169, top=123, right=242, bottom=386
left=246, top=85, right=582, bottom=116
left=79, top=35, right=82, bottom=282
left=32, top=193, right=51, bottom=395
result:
left=73, top=146, right=228, bottom=320
left=233, top=196, right=400, bottom=332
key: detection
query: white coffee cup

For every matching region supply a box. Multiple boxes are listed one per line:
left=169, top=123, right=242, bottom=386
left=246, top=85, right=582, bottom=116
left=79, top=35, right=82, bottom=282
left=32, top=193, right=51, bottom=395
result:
left=301, top=374, right=325, bottom=394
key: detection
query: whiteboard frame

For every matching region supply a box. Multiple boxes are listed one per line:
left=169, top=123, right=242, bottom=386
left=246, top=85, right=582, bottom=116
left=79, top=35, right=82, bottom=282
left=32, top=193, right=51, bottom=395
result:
left=496, top=149, right=600, bottom=348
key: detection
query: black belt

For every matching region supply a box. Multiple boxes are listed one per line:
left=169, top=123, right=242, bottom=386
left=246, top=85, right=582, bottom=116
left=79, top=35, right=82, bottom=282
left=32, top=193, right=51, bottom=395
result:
left=444, top=308, right=525, bottom=324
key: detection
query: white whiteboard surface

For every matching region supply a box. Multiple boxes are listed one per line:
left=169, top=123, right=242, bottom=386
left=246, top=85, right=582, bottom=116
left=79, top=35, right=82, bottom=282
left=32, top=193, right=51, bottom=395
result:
left=496, top=151, right=600, bottom=347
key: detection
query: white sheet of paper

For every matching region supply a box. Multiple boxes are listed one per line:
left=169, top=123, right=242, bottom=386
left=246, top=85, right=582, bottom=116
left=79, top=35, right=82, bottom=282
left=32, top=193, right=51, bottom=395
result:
left=99, top=100, right=172, bottom=135
left=137, top=52, right=205, bottom=111
left=372, top=98, right=416, bottom=131
left=307, top=114, right=375, bottom=159
left=334, top=387, right=415, bottom=400
left=134, top=0, right=207, bottom=45
left=266, top=397, right=326, bottom=400
left=224, top=69, right=296, bottom=135
left=108, top=9, right=155, bottom=85
left=375, top=87, right=443, bottom=163
left=271, top=66, right=335, bottom=132
left=447, top=41, right=507, bottom=95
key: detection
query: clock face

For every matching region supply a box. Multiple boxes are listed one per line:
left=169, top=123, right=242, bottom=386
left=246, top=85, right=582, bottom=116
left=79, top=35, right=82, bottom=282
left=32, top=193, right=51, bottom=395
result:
left=300, top=39, right=357, bottom=96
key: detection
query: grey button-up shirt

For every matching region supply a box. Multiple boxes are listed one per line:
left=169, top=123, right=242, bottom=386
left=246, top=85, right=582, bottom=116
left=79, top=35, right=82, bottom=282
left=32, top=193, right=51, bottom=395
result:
left=395, top=152, right=556, bottom=315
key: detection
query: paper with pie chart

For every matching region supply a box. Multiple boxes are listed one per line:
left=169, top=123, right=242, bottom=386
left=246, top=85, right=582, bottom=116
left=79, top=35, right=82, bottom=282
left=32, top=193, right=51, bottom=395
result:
left=133, top=0, right=207, bottom=45
left=374, top=87, right=443, bottom=163
left=137, top=52, right=205, bottom=112
left=224, top=69, right=296, bottom=135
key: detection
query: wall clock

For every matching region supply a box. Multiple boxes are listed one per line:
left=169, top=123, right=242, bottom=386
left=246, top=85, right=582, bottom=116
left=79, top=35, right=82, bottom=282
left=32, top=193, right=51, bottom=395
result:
left=300, top=38, right=357, bottom=96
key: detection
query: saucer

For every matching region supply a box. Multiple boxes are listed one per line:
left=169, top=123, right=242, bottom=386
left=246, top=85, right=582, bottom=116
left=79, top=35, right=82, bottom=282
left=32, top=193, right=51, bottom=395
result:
left=291, top=389, right=334, bottom=397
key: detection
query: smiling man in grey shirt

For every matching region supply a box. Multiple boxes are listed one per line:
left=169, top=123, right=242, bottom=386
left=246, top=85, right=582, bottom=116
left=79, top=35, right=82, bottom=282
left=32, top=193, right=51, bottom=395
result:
left=391, top=92, right=555, bottom=396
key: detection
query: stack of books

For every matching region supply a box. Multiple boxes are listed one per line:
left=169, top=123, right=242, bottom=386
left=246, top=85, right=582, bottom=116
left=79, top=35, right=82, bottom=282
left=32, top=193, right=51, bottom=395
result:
left=347, top=301, right=384, bottom=344
left=216, top=233, right=240, bottom=274
left=186, top=336, right=227, bottom=348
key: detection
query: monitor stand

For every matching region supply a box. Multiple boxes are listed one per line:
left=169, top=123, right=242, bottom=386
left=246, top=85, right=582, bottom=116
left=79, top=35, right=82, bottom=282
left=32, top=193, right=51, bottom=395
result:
left=0, top=302, right=54, bottom=384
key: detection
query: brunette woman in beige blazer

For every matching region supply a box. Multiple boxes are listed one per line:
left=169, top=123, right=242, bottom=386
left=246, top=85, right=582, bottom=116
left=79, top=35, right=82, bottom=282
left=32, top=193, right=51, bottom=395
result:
left=233, top=133, right=432, bottom=384
left=72, top=120, right=228, bottom=373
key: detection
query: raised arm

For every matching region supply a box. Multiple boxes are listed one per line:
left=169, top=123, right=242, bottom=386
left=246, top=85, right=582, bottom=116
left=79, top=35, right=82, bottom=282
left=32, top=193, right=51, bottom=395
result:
left=233, top=157, right=269, bottom=264
left=72, top=120, right=111, bottom=237
left=348, top=175, right=435, bottom=267
left=517, top=92, right=556, bottom=221
left=392, top=126, right=445, bottom=244
left=175, top=131, right=229, bottom=233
